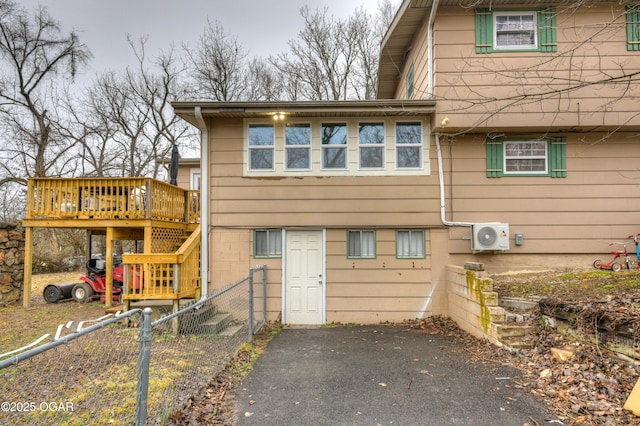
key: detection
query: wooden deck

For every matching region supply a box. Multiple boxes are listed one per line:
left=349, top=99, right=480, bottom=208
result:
left=22, top=177, right=201, bottom=308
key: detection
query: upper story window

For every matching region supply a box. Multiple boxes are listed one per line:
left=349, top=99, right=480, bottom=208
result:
left=494, top=12, right=537, bottom=50
left=248, top=124, right=274, bottom=170
left=321, top=123, right=348, bottom=169
left=358, top=122, right=385, bottom=169
left=486, top=137, right=566, bottom=178
left=244, top=118, right=429, bottom=177
left=406, top=62, right=415, bottom=99
left=285, top=123, right=311, bottom=170
left=395, top=122, right=422, bottom=169
left=475, top=7, right=557, bottom=54
left=627, top=5, right=640, bottom=51
left=504, top=141, right=547, bottom=174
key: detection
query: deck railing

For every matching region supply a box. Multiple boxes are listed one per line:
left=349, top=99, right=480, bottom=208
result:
left=121, top=225, right=201, bottom=301
left=26, top=177, right=200, bottom=223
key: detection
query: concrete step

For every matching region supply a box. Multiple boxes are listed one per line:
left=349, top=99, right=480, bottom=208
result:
left=199, top=312, right=233, bottom=334
left=499, top=336, right=535, bottom=350
left=495, top=323, right=536, bottom=339
left=218, top=323, right=245, bottom=337
left=499, top=297, right=540, bottom=313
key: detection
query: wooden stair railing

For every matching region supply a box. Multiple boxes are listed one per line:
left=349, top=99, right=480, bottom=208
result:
left=122, top=224, right=201, bottom=301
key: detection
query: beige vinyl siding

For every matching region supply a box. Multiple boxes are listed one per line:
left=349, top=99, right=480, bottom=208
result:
left=207, top=118, right=441, bottom=229
left=325, top=229, right=434, bottom=323
left=209, top=227, right=440, bottom=323
left=209, top=228, right=284, bottom=322
left=431, top=5, right=640, bottom=130
left=440, top=133, right=640, bottom=255
left=396, top=14, right=430, bottom=100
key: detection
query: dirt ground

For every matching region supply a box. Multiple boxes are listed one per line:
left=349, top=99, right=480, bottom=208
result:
left=0, top=271, right=108, bottom=353
left=4, top=268, right=640, bottom=425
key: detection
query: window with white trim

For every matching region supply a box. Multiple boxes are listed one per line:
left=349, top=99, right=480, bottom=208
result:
left=321, top=123, right=348, bottom=169
left=494, top=11, right=537, bottom=50
left=358, top=122, right=385, bottom=169
left=254, top=229, right=282, bottom=258
left=248, top=124, right=274, bottom=170
left=347, top=230, right=376, bottom=258
left=396, top=122, right=422, bottom=169
left=190, top=169, right=200, bottom=190
left=503, top=141, right=548, bottom=174
left=285, top=123, right=311, bottom=170
left=396, top=230, right=425, bottom=258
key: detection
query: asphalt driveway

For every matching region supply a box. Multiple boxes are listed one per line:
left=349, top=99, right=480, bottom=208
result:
left=235, top=325, right=561, bottom=426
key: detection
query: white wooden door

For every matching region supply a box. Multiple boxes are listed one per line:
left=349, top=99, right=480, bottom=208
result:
left=285, top=230, right=324, bottom=324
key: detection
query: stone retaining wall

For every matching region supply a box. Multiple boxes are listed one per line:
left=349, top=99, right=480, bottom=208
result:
left=0, top=222, right=25, bottom=306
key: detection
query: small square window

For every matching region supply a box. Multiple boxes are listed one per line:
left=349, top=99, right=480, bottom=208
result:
left=254, top=229, right=282, bottom=257
left=396, top=230, right=425, bottom=258
left=504, top=141, right=548, bottom=174
left=494, top=12, right=537, bottom=50
left=347, top=230, right=376, bottom=258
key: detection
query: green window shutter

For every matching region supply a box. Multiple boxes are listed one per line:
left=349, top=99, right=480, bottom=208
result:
left=549, top=137, right=566, bottom=178
left=538, top=7, right=557, bottom=52
left=486, top=140, right=503, bottom=178
left=627, top=5, right=640, bottom=51
left=475, top=8, right=493, bottom=54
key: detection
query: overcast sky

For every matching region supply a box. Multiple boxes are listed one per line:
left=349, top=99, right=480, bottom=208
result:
left=19, top=0, right=390, bottom=84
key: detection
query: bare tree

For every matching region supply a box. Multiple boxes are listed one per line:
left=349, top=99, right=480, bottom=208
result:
left=271, top=6, right=357, bottom=101
left=184, top=19, right=248, bottom=101
left=80, top=37, right=196, bottom=179
left=0, top=0, right=91, bottom=186
left=245, top=57, right=284, bottom=101
left=269, top=3, right=397, bottom=101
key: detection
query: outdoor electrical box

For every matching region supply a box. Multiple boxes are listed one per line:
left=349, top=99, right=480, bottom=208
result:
left=515, top=233, right=524, bottom=246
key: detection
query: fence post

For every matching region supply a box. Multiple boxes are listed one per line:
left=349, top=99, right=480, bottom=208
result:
left=248, top=267, right=255, bottom=340
left=262, top=265, right=267, bottom=326
left=136, top=307, right=152, bottom=426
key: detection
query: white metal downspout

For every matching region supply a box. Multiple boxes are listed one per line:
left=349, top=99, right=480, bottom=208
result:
left=194, top=107, right=209, bottom=299
left=436, top=134, right=473, bottom=227
left=427, top=0, right=471, bottom=228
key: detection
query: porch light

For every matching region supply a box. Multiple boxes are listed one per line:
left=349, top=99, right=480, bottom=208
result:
left=272, top=112, right=286, bottom=121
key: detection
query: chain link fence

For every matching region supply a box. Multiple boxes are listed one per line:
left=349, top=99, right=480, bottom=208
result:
left=0, top=265, right=267, bottom=426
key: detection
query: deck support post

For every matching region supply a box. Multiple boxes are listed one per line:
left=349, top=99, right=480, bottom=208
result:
left=105, top=226, right=114, bottom=308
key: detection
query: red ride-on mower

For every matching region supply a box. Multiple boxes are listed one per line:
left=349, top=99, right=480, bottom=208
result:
left=72, top=258, right=140, bottom=303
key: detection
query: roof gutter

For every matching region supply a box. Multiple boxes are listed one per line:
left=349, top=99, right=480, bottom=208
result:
left=194, top=106, right=210, bottom=299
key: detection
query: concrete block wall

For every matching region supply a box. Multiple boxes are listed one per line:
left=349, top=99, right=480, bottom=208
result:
left=445, top=264, right=504, bottom=344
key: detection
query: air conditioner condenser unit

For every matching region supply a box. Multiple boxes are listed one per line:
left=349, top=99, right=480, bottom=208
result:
left=471, top=223, right=510, bottom=251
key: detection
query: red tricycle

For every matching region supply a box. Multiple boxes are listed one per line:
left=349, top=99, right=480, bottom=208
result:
left=71, top=258, right=141, bottom=303
left=593, top=235, right=640, bottom=272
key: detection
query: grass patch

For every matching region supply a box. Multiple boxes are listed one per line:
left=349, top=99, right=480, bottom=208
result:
left=493, top=269, right=640, bottom=301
